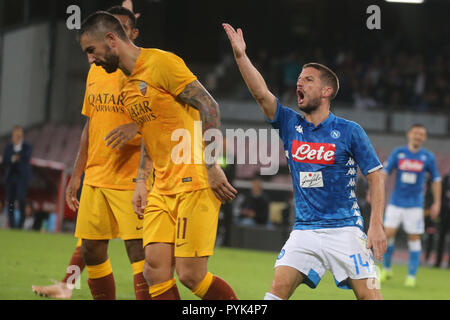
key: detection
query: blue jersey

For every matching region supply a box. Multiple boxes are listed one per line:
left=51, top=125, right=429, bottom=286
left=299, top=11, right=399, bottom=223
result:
left=267, top=100, right=382, bottom=231
left=383, top=146, right=440, bottom=208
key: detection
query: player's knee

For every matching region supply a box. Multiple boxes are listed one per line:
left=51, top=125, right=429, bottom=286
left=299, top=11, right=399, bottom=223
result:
left=177, top=268, right=204, bottom=290
left=357, top=288, right=381, bottom=300
left=144, top=258, right=173, bottom=285
left=124, top=239, right=145, bottom=263
left=270, top=278, right=292, bottom=299
left=81, top=240, right=108, bottom=265
left=142, top=261, right=152, bottom=284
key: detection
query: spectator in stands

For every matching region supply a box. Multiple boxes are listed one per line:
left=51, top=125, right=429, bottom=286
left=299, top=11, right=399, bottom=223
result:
left=434, top=174, right=450, bottom=268
left=0, top=199, right=6, bottom=228
left=23, top=203, right=35, bottom=231
left=280, top=52, right=301, bottom=103
left=2, top=125, right=33, bottom=229
left=423, top=178, right=438, bottom=264
left=238, top=177, right=270, bottom=226
left=353, top=85, right=378, bottom=110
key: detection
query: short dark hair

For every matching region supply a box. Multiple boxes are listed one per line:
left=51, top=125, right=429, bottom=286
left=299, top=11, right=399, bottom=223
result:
left=302, top=62, right=340, bottom=100
left=79, top=11, right=128, bottom=41
left=409, top=123, right=427, bottom=131
left=106, top=6, right=137, bottom=29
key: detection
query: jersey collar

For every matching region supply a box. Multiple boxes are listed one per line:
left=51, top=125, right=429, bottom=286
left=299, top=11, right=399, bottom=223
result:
left=299, top=112, right=336, bottom=131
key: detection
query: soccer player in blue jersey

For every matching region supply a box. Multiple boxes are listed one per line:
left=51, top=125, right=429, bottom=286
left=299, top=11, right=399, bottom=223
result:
left=380, top=124, right=441, bottom=287
left=223, top=24, right=387, bottom=300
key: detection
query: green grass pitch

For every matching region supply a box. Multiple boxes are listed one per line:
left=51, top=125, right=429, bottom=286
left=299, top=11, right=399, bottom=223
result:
left=0, top=229, right=449, bottom=300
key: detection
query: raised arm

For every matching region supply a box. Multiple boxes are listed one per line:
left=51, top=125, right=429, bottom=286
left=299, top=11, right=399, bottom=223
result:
left=178, top=80, right=237, bottom=203
left=222, top=23, right=277, bottom=120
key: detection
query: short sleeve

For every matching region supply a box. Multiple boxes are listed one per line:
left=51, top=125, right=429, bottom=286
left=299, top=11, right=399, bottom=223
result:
left=382, top=149, right=398, bottom=175
left=266, top=98, right=298, bottom=142
left=81, top=67, right=93, bottom=118
left=150, top=51, right=197, bottom=96
left=427, top=152, right=441, bottom=182
left=350, top=123, right=382, bottom=176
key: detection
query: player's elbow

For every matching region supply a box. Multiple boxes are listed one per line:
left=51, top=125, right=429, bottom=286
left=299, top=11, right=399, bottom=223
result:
left=367, top=170, right=384, bottom=188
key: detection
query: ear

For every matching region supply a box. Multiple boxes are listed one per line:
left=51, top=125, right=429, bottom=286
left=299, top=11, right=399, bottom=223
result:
left=105, top=32, right=117, bottom=46
left=322, top=86, right=333, bottom=99
left=130, top=28, right=139, bottom=41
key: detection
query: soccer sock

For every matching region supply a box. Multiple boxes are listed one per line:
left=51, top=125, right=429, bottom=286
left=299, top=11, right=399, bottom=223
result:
left=192, top=272, right=238, bottom=300
left=86, top=259, right=116, bottom=300
left=408, top=239, right=421, bottom=277
left=149, top=278, right=180, bottom=300
left=131, top=260, right=151, bottom=300
left=264, top=292, right=283, bottom=300
left=382, top=238, right=395, bottom=270
left=61, top=240, right=85, bottom=286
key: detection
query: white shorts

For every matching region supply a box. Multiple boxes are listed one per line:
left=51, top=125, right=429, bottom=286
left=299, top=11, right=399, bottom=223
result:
left=275, top=227, right=377, bottom=289
left=383, top=205, right=424, bottom=235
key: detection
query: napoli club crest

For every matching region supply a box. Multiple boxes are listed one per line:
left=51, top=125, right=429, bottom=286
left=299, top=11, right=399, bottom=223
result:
left=330, top=130, right=341, bottom=139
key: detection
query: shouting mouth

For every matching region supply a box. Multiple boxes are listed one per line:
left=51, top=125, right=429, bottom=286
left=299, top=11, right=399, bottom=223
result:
left=298, top=90, right=305, bottom=105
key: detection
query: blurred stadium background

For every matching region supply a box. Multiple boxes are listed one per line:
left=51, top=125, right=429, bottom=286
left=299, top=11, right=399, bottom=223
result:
left=0, top=0, right=449, bottom=299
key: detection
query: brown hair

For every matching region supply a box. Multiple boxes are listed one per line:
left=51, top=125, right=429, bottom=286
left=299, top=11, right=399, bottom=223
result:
left=302, top=62, right=340, bottom=100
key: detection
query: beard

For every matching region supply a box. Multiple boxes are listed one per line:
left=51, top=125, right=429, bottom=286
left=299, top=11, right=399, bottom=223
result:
left=99, top=45, right=119, bottom=73
left=298, top=95, right=321, bottom=114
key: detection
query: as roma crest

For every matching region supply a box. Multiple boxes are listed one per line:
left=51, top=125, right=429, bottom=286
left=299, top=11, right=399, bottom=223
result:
left=139, top=81, right=147, bottom=95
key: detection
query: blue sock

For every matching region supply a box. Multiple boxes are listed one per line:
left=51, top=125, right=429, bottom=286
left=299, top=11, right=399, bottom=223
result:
left=408, top=251, right=421, bottom=277
left=408, top=239, right=421, bottom=277
left=383, top=244, right=395, bottom=269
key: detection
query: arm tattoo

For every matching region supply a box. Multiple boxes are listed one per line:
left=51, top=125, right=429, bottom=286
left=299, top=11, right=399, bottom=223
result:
left=136, top=138, right=153, bottom=182
left=178, top=80, right=221, bottom=168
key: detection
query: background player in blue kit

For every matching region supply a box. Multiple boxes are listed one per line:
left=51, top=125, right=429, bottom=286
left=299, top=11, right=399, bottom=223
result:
left=381, top=124, right=442, bottom=287
left=223, top=23, right=387, bottom=300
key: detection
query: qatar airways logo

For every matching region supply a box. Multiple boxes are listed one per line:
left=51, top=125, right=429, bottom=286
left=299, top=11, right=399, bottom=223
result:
left=398, top=159, right=424, bottom=172
left=291, top=140, right=335, bottom=165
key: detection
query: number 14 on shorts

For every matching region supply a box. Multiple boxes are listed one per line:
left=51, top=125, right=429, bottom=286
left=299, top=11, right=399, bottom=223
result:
left=349, top=253, right=371, bottom=275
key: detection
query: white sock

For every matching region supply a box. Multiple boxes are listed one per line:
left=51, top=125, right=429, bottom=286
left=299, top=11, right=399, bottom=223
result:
left=387, top=237, right=395, bottom=246
left=264, top=292, right=283, bottom=300
left=408, top=239, right=421, bottom=252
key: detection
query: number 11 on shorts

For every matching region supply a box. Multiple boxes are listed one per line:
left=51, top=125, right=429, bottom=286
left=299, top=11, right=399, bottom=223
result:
left=177, top=217, right=187, bottom=239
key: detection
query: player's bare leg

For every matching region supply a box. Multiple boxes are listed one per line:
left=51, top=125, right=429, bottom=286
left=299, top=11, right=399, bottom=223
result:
left=175, top=256, right=208, bottom=289
left=265, top=266, right=305, bottom=300
left=143, top=243, right=178, bottom=299
left=381, top=227, right=397, bottom=282
left=82, top=239, right=116, bottom=300
left=124, top=238, right=151, bottom=299
left=32, top=239, right=85, bottom=299
left=176, top=256, right=237, bottom=300
left=349, top=278, right=383, bottom=300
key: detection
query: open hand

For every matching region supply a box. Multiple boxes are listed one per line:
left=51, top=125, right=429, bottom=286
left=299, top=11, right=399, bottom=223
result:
left=367, top=223, right=387, bottom=261
left=122, top=0, right=141, bottom=19
left=207, top=164, right=238, bottom=203
left=65, top=176, right=81, bottom=211
left=105, top=123, right=139, bottom=150
left=132, top=181, right=148, bottom=219
left=222, top=23, right=247, bottom=59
